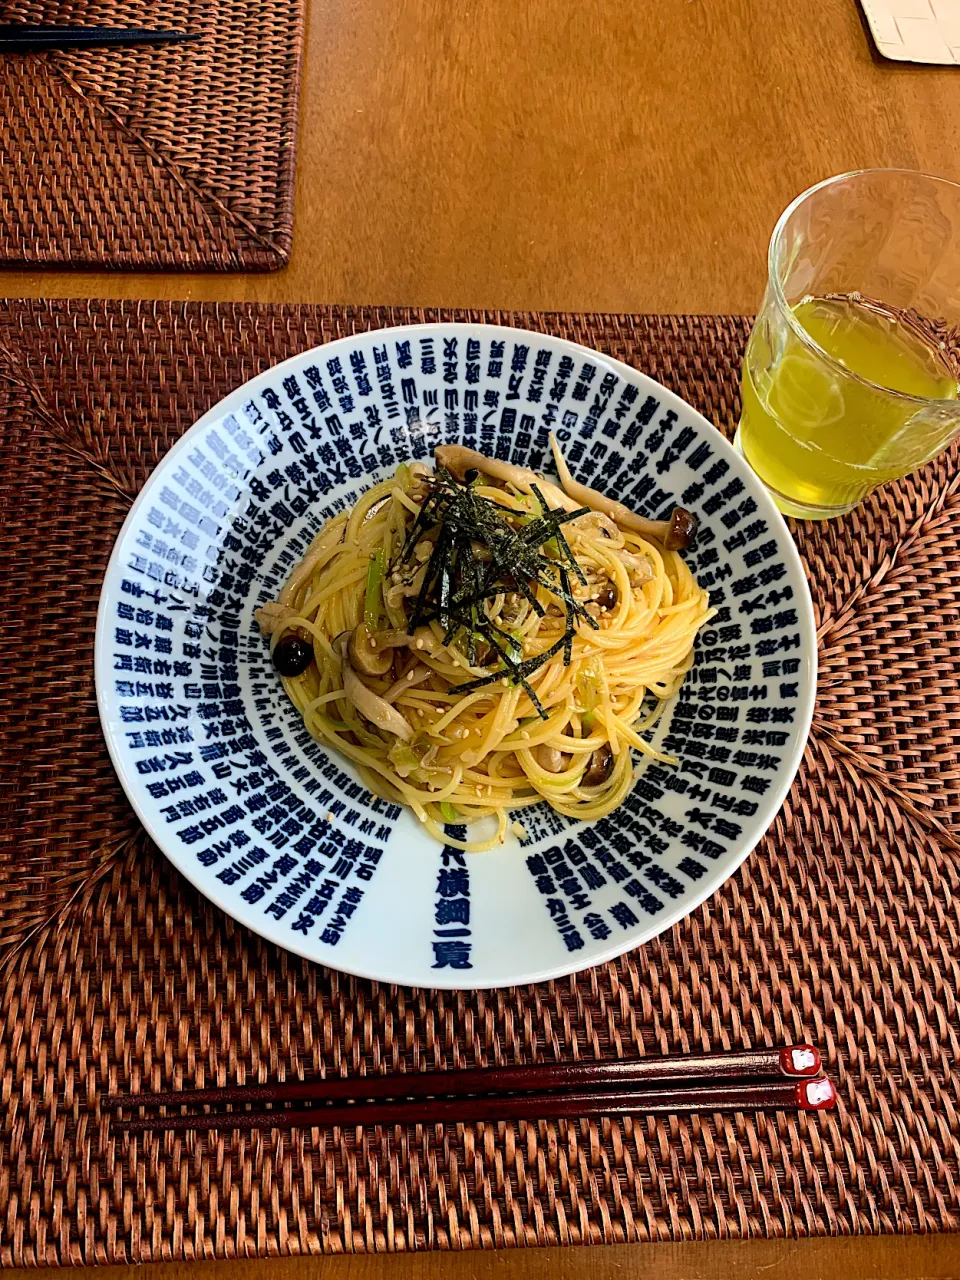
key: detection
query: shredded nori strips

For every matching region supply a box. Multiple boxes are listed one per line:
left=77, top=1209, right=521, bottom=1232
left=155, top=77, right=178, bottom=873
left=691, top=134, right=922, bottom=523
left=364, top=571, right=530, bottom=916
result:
left=395, top=467, right=599, bottom=719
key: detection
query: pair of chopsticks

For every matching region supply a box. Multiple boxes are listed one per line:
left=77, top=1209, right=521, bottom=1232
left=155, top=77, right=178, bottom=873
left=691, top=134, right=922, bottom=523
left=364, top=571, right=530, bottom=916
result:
left=105, top=1046, right=836, bottom=1135
left=0, top=26, right=197, bottom=52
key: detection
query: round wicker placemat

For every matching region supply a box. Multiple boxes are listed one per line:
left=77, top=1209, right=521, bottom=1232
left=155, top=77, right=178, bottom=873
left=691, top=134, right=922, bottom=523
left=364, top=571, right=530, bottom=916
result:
left=0, top=300, right=957, bottom=1264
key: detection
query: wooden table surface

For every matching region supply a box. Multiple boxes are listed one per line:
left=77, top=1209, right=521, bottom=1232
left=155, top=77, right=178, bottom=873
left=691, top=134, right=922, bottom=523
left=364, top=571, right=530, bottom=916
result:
left=5, top=1237, right=960, bottom=1280
left=4, top=0, right=960, bottom=314
left=4, top=0, right=960, bottom=1274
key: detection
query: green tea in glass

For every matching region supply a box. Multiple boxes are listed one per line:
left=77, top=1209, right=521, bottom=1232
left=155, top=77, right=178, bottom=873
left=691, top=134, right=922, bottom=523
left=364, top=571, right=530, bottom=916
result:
left=736, top=170, right=960, bottom=520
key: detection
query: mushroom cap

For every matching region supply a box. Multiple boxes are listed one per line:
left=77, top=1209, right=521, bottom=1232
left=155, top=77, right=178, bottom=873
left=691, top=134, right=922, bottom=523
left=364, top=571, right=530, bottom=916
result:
left=664, top=507, right=698, bottom=551
left=348, top=623, right=393, bottom=676
left=582, top=743, right=615, bottom=787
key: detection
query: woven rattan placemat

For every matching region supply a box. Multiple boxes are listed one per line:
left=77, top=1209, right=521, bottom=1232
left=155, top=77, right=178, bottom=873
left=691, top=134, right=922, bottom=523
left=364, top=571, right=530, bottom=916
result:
left=0, top=2, right=304, bottom=270
left=1, top=299, right=958, bottom=1265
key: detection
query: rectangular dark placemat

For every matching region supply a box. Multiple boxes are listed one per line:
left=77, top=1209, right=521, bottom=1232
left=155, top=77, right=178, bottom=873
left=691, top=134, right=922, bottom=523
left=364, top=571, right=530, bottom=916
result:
left=1, top=300, right=958, bottom=1265
left=0, top=0, right=304, bottom=270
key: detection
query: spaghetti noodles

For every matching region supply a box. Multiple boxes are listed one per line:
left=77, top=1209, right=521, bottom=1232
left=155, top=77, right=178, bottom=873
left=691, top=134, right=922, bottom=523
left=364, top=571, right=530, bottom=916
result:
left=256, top=439, right=713, bottom=851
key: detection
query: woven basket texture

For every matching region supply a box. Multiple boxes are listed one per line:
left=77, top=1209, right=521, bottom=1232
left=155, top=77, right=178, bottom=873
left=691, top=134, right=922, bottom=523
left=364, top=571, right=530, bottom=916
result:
left=0, top=1, right=304, bottom=270
left=0, top=300, right=958, bottom=1264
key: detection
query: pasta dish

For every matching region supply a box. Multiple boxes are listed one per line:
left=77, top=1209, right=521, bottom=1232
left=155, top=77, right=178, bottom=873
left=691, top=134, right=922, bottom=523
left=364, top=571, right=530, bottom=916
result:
left=256, top=437, right=712, bottom=851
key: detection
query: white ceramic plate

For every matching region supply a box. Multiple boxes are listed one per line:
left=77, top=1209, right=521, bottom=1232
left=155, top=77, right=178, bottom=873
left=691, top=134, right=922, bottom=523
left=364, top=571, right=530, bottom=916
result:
left=95, top=324, right=816, bottom=989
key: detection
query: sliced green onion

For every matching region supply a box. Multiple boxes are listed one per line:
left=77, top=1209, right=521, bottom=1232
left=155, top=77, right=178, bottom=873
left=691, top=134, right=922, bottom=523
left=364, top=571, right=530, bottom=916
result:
left=577, top=658, right=602, bottom=714
left=439, top=801, right=460, bottom=824
left=388, top=740, right=422, bottom=777
left=582, top=711, right=596, bottom=731
left=364, top=547, right=386, bottom=630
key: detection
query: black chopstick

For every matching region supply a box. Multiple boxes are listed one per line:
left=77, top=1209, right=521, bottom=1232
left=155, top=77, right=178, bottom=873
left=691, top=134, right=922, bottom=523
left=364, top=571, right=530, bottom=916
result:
left=112, top=1077, right=837, bottom=1135
left=0, top=26, right=198, bottom=52
left=103, top=1045, right=822, bottom=1115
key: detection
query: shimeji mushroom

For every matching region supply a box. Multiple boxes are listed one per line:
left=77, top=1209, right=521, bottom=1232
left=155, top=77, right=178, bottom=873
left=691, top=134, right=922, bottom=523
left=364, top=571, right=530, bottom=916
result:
left=348, top=622, right=393, bottom=676
left=336, top=633, right=414, bottom=742
left=433, top=440, right=697, bottom=550
left=582, top=743, right=615, bottom=787
left=548, top=436, right=696, bottom=550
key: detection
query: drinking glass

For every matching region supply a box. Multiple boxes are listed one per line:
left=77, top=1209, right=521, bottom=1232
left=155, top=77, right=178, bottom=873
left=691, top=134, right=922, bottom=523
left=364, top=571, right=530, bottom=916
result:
left=736, top=169, right=960, bottom=520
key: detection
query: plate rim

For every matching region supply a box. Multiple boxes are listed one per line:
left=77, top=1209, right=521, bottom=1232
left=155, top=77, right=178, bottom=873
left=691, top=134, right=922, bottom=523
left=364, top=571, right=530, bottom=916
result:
left=95, top=321, right=817, bottom=989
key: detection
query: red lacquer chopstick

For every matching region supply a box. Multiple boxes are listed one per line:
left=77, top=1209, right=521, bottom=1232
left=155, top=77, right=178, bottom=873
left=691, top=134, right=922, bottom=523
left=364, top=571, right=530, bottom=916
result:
left=112, top=1077, right=837, bottom=1135
left=103, top=1045, right=821, bottom=1115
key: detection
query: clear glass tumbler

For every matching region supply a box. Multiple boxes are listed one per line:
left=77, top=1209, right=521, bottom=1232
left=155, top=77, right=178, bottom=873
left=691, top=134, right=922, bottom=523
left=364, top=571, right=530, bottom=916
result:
left=736, top=169, right=960, bottom=520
